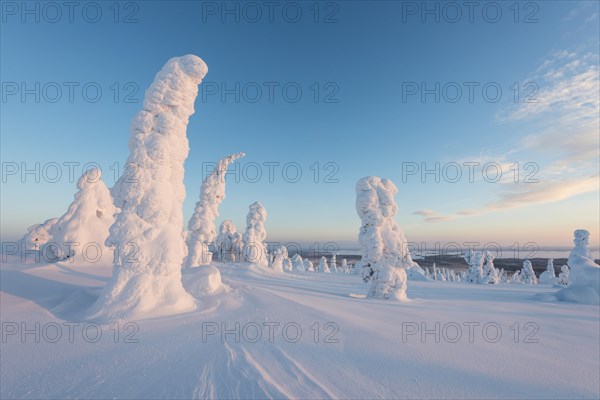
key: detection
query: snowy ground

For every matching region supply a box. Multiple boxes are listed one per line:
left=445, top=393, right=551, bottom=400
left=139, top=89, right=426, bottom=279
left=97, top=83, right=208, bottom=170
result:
left=1, top=258, right=599, bottom=399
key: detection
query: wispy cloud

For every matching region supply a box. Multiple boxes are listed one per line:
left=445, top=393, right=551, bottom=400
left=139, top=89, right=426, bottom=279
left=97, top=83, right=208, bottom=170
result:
left=415, top=47, right=600, bottom=223
left=413, top=210, right=455, bottom=223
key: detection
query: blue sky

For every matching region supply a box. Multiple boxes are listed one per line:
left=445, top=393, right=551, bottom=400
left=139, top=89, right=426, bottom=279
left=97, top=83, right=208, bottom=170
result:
left=1, top=0, right=599, bottom=249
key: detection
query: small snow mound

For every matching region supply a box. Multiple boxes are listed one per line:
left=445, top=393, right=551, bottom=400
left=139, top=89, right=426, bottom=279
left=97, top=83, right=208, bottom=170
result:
left=183, top=265, right=225, bottom=297
left=407, top=263, right=430, bottom=281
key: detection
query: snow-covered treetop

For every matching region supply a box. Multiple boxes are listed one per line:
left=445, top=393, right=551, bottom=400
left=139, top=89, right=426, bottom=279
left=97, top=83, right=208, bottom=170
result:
left=570, top=229, right=594, bottom=262
left=242, top=201, right=268, bottom=265
left=246, top=201, right=267, bottom=229
left=111, top=55, right=208, bottom=219
left=219, top=220, right=237, bottom=235
left=356, top=176, right=413, bottom=268
left=187, top=152, right=245, bottom=245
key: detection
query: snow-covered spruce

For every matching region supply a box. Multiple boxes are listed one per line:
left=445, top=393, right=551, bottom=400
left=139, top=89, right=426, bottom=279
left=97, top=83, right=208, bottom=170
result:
left=185, top=152, right=245, bottom=268
left=271, top=246, right=287, bottom=273
left=283, top=257, right=293, bottom=272
left=557, top=265, right=570, bottom=286
left=511, top=270, right=522, bottom=284
left=556, top=230, right=600, bottom=304
left=520, top=260, right=538, bottom=285
left=242, top=201, right=269, bottom=266
left=330, top=253, right=338, bottom=273
left=44, top=169, right=117, bottom=263
left=482, top=251, right=500, bottom=284
left=292, top=254, right=305, bottom=271
left=539, top=258, right=558, bottom=285
left=214, top=220, right=243, bottom=263
left=356, top=176, right=410, bottom=301
left=341, top=258, right=348, bottom=273
left=319, top=256, right=330, bottom=273
left=464, top=251, right=484, bottom=283
left=90, top=55, right=208, bottom=320
left=304, top=259, right=315, bottom=272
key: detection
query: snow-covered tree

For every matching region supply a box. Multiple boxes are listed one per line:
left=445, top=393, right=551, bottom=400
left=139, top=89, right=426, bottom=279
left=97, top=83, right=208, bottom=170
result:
left=449, top=269, right=458, bottom=282
left=185, top=152, right=245, bottom=268
left=557, top=265, right=570, bottom=286
left=214, top=220, right=243, bottom=263
left=330, top=253, right=338, bottom=273
left=556, top=230, right=600, bottom=304
left=291, top=254, right=305, bottom=271
left=271, top=246, right=287, bottom=273
left=498, top=268, right=508, bottom=283
left=539, top=258, right=558, bottom=285
left=304, top=259, right=315, bottom=272
left=90, top=55, right=208, bottom=320
left=433, top=263, right=439, bottom=280
left=464, top=251, right=485, bottom=283
left=511, top=270, right=522, bottom=284
left=520, top=260, right=538, bottom=284
left=282, top=258, right=293, bottom=272
left=424, top=267, right=432, bottom=279
left=341, top=258, right=348, bottom=273
left=356, top=176, right=410, bottom=300
left=318, top=256, right=330, bottom=273
left=242, top=201, right=268, bottom=266
left=482, top=251, right=500, bottom=284
left=45, top=169, right=117, bottom=262
left=436, top=268, right=446, bottom=281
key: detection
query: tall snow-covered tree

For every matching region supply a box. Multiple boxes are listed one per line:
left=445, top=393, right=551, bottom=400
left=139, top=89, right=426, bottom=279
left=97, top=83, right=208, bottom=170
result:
left=556, top=230, right=600, bottom=304
left=319, top=256, right=330, bottom=273
left=242, top=201, right=268, bottom=266
left=185, top=152, right=245, bottom=268
left=511, top=270, right=522, bottom=284
left=482, top=251, right=500, bottom=284
left=214, top=220, right=242, bottom=263
left=464, top=251, right=485, bottom=283
left=341, top=258, right=348, bottom=273
left=271, top=246, right=287, bottom=272
left=330, top=253, right=338, bottom=273
left=557, top=265, right=570, bottom=286
left=283, top=257, right=293, bottom=272
left=304, top=259, right=315, bottom=272
left=356, top=176, right=410, bottom=301
left=291, top=254, right=305, bottom=271
left=520, top=260, right=538, bottom=284
left=90, top=55, right=208, bottom=319
left=539, top=258, right=558, bottom=285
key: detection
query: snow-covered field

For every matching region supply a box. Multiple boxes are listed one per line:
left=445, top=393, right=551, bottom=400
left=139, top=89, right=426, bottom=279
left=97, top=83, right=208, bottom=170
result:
left=2, top=257, right=599, bottom=399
